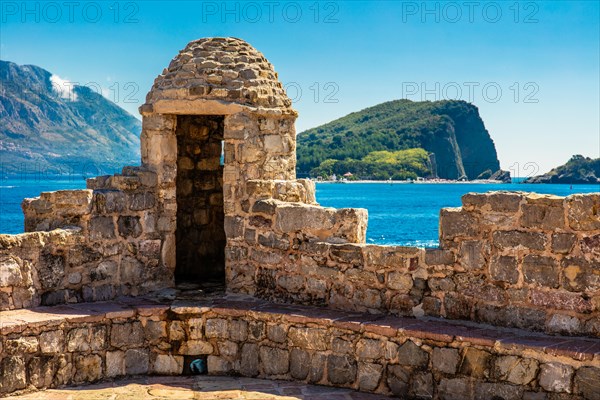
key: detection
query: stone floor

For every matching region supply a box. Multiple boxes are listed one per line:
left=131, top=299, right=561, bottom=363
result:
left=5, top=376, right=393, bottom=399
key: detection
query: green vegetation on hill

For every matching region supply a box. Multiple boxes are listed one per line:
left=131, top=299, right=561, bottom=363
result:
left=525, top=155, right=600, bottom=184
left=311, top=148, right=430, bottom=180
left=297, top=99, right=502, bottom=180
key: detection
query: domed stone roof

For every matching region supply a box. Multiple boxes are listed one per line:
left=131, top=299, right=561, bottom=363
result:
left=142, top=37, right=293, bottom=114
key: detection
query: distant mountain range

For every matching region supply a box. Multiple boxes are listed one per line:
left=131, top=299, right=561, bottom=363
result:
left=297, top=99, right=508, bottom=181
left=0, top=60, right=141, bottom=176
left=525, top=155, right=600, bottom=184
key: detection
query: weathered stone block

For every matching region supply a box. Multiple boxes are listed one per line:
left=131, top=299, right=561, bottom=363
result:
left=0, top=356, right=27, bottom=394
left=152, top=354, right=183, bottom=375
left=356, top=339, right=384, bottom=360
left=387, top=272, right=413, bottom=292
left=581, top=233, right=600, bottom=259
left=207, top=355, right=231, bottom=374
left=229, top=320, right=248, bottom=342
left=224, top=216, right=244, bottom=238
left=205, top=318, right=229, bottom=338
left=129, top=192, right=155, bottom=211
left=290, top=348, right=310, bottom=380
left=397, top=340, right=428, bottom=367
left=125, top=349, right=149, bottom=375
left=474, top=382, right=523, bottom=400
left=259, top=346, right=289, bottom=375
left=94, top=190, right=125, bottom=213
left=38, top=251, right=65, bottom=290
left=111, top=322, right=144, bottom=347
left=440, top=208, right=478, bottom=240
left=547, top=314, right=581, bottom=334
left=327, top=354, right=357, bottom=385
left=490, top=255, right=519, bottom=284
left=387, top=365, right=411, bottom=397
left=539, top=363, right=573, bottom=393
left=106, top=351, right=125, bottom=377
left=531, top=290, right=594, bottom=313
left=521, top=202, right=565, bottom=229
left=240, top=343, right=259, bottom=377
left=27, top=356, right=55, bottom=389
left=73, top=354, right=102, bottom=383
left=275, top=202, right=335, bottom=233
left=425, top=248, right=455, bottom=265
left=0, top=257, right=22, bottom=287
left=267, top=324, right=287, bottom=343
left=567, top=194, right=600, bottom=231
left=492, top=356, right=538, bottom=385
left=288, top=327, right=328, bottom=351
left=459, top=348, right=490, bottom=378
left=492, top=230, right=546, bottom=250
left=561, top=256, right=600, bottom=292
left=462, top=192, right=523, bottom=212
left=40, top=330, right=64, bottom=354
left=444, top=293, right=471, bottom=320
left=357, top=362, right=383, bottom=391
left=89, top=216, right=116, bottom=240
left=118, top=216, right=142, bottom=238
left=66, top=327, right=90, bottom=352
left=178, top=340, right=213, bottom=355
left=552, top=233, right=577, bottom=254
left=433, top=347, right=459, bottom=374
left=5, top=337, right=38, bottom=354
left=574, top=367, right=600, bottom=400
left=523, top=255, right=559, bottom=288
left=410, top=371, right=434, bottom=399
left=459, top=240, right=488, bottom=271
left=331, top=245, right=364, bottom=265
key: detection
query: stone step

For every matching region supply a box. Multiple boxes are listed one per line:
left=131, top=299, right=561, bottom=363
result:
left=1, top=295, right=599, bottom=399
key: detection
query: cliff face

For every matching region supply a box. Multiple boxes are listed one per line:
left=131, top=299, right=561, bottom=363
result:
left=0, top=60, right=141, bottom=175
left=297, top=99, right=501, bottom=180
left=432, top=101, right=501, bottom=179
left=525, top=155, right=600, bottom=184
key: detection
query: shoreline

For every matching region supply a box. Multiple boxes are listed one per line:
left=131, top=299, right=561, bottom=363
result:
left=315, top=179, right=510, bottom=184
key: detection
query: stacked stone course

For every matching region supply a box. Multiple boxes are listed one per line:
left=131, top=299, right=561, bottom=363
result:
left=229, top=191, right=600, bottom=337
left=1, top=296, right=598, bottom=398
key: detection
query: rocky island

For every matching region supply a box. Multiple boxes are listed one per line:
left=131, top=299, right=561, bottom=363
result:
left=525, top=155, right=600, bottom=184
left=297, top=99, right=510, bottom=182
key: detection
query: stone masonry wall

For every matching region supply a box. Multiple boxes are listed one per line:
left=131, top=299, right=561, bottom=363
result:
left=1, top=167, right=170, bottom=310
left=226, top=191, right=600, bottom=337
left=1, top=297, right=598, bottom=399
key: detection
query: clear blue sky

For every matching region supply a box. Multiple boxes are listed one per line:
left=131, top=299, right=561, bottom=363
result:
left=1, top=1, right=598, bottom=175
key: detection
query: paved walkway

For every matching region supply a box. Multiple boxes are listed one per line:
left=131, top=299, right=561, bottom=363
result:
left=6, top=376, right=393, bottom=399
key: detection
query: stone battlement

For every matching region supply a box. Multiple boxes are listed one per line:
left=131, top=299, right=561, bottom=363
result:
left=1, top=37, right=599, bottom=398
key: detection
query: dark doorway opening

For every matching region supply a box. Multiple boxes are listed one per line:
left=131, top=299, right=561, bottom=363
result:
left=175, top=115, right=226, bottom=285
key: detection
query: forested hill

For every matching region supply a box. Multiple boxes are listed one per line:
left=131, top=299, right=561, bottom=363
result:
left=297, top=99, right=503, bottom=180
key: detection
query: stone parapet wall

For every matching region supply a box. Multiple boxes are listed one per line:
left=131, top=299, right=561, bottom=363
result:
left=1, top=296, right=599, bottom=399
left=2, top=167, right=171, bottom=311
left=226, top=192, right=600, bottom=337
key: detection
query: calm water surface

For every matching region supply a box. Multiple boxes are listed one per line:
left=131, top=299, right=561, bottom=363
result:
left=1, top=178, right=598, bottom=246
left=316, top=181, right=599, bottom=247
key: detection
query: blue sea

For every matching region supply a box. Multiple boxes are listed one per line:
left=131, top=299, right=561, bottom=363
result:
left=1, top=177, right=598, bottom=246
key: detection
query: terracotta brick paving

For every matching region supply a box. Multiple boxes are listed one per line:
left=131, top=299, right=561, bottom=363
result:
left=5, top=376, right=393, bottom=399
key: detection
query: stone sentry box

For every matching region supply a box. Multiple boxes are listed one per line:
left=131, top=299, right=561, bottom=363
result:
left=6, top=37, right=364, bottom=308
left=135, top=36, right=353, bottom=284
